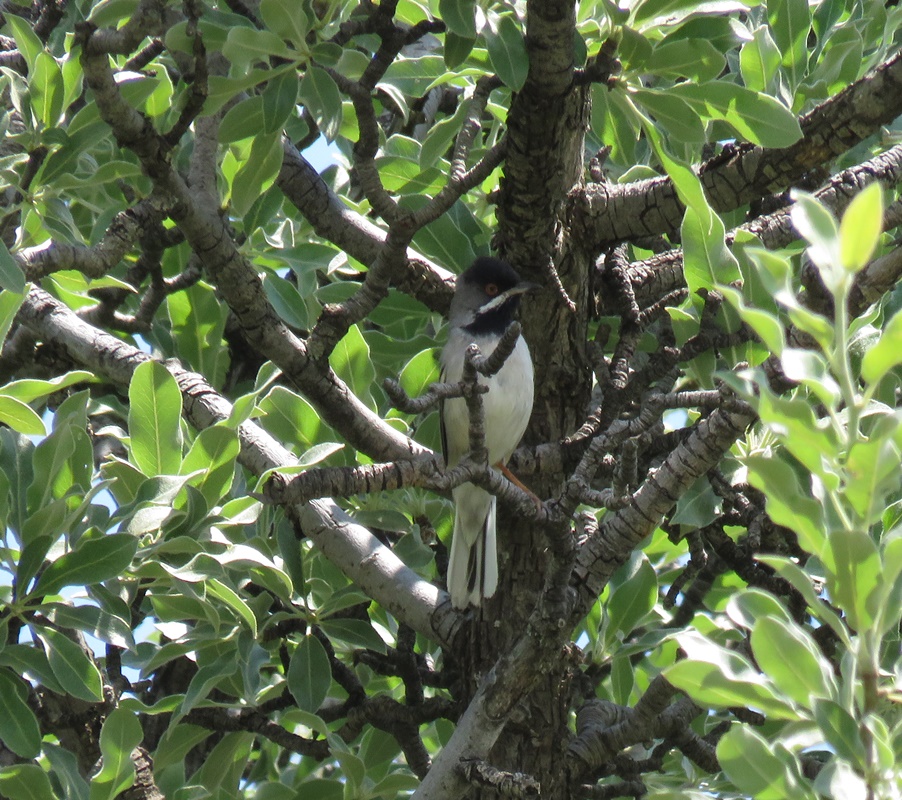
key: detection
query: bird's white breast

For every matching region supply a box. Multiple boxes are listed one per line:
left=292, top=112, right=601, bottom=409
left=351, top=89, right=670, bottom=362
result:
left=441, top=333, right=533, bottom=466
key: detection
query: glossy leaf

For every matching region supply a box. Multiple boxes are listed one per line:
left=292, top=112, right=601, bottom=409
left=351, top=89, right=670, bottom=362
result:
left=0, top=670, right=42, bottom=758
left=259, top=0, right=309, bottom=46
left=35, top=626, right=104, bottom=702
left=32, top=533, right=138, bottom=597
left=671, top=82, right=802, bottom=147
left=606, top=554, right=658, bottom=640
left=231, top=132, right=283, bottom=217
left=0, top=396, right=45, bottom=436
left=31, top=52, right=65, bottom=127
left=90, top=708, right=142, bottom=800
left=839, top=181, right=883, bottom=272
left=0, top=765, right=56, bottom=800
left=647, top=39, right=725, bottom=81
left=262, top=69, right=299, bottom=134
left=329, top=325, right=376, bottom=408
left=717, top=724, right=814, bottom=800
left=861, top=306, right=902, bottom=385
left=288, top=635, right=332, bottom=713
left=299, top=66, right=342, bottom=141
left=485, top=15, right=529, bottom=91
left=440, top=0, right=477, bottom=37
left=745, top=454, right=827, bottom=557
left=5, top=15, right=42, bottom=73
left=128, top=360, right=183, bottom=476
left=0, top=241, right=25, bottom=294
left=750, top=616, right=837, bottom=708
left=222, top=27, right=294, bottom=69
left=767, top=0, right=811, bottom=88
left=180, top=426, right=239, bottom=508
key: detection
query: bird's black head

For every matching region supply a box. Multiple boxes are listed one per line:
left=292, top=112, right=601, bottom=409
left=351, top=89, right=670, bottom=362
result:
left=452, top=257, right=536, bottom=335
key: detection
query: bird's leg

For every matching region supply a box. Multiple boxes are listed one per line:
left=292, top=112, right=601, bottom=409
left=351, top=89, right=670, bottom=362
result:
left=497, top=463, right=543, bottom=511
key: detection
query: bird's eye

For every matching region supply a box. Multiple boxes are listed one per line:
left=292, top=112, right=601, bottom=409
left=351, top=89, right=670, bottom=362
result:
left=485, top=283, right=499, bottom=296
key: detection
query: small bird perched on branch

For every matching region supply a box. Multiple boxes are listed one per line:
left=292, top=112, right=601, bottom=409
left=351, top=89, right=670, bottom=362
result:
left=441, top=257, right=538, bottom=609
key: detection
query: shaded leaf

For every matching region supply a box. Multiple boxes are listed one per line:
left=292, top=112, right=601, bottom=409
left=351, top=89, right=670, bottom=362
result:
left=288, top=635, right=332, bottom=713
left=0, top=670, right=42, bottom=758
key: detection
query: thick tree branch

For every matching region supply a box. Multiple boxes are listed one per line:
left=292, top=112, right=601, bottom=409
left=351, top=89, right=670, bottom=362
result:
left=16, top=287, right=458, bottom=649
left=573, top=48, right=902, bottom=247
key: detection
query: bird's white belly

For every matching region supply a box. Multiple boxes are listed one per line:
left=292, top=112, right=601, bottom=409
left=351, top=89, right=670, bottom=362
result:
left=442, top=335, right=533, bottom=465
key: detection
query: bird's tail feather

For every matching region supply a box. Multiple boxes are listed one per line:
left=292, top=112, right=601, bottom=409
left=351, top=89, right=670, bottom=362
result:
left=448, top=491, right=497, bottom=609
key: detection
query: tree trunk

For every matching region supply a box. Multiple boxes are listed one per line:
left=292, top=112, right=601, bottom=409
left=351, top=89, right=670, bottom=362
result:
left=453, top=2, right=594, bottom=796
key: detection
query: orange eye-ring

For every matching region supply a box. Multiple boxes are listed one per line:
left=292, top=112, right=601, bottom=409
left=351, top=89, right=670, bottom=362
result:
left=485, top=283, right=499, bottom=296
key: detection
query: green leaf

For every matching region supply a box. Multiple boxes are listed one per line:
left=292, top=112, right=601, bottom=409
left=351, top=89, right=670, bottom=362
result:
left=299, top=66, right=342, bottom=141
left=790, top=190, right=842, bottom=289
left=813, top=698, right=866, bottom=766
left=177, top=652, right=238, bottom=720
left=825, top=530, right=881, bottom=632
left=443, top=31, right=476, bottom=69
left=0, top=644, right=65, bottom=694
left=319, top=618, right=387, bottom=652
left=144, top=66, right=173, bottom=117
left=180, top=426, right=239, bottom=508
left=165, top=282, right=228, bottom=387
left=0, top=765, right=56, bottom=800
left=89, top=709, right=142, bottom=800
left=32, top=533, right=138, bottom=597
left=1, top=371, right=94, bottom=403
left=726, top=588, right=793, bottom=630
left=231, top=131, right=283, bottom=217
left=5, top=15, right=42, bottom=73
left=745, top=454, right=827, bottom=558
left=767, top=0, right=811, bottom=88
left=633, top=88, right=706, bottom=143
left=839, top=182, right=883, bottom=273
left=35, top=626, right=104, bottom=702
left=485, top=15, right=529, bottom=91
left=222, top=27, right=294, bottom=69
left=682, top=203, right=742, bottom=294
left=45, top=743, right=90, bottom=800
left=750, top=616, right=837, bottom=708
left=0, top=670, right=42, bottom=758
left=740, top=26, right=782, bottom=92
left=665, top=631, right=798, bottom=719
left=128, top=360, right=183, bottom=476
left=670, top=81, right=802, bottom=147
left=31, top=52, right=64, bottom=127
left=717, top=724, right=813, bottom=799
left=206, top=578, right=258, bottom=637
left=288, top=635, right=332, bottom=713
left=0, top=240, right=25, bottom=293
left=329, top=324, right=376, bottom=408
left=259, top=0, right=309, bottom=46
left=646, top=39, right=725, bottom=81
left=263, top=273, right=309, bottom=330
left=861, top=306, right=902, bottom=385
left=399, top=348, right=440, bottom=399
left=262, top=69, right=299, bottom=134
left=606, top=554, right=657, bottom=640
left=0, top=396, right=45, bottom=436
left=720, top=285, right=786, bottom=355
left=0, top=288, right=24, bottom=344
left=440, top=0, right=477, bottom=37
left=218, top=95, right=265, bottom=143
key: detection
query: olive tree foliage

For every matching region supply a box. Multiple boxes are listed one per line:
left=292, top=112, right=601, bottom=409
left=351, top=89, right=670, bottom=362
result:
left=1, top=0, right=902, bottom=798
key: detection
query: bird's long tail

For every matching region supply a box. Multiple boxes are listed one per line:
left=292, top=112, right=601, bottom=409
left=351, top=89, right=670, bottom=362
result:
left=448, top=485, right=497, bottom=609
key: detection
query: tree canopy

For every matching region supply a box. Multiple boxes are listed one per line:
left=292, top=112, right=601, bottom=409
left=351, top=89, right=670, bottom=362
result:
left=0, top=1, right=901, bottom=799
